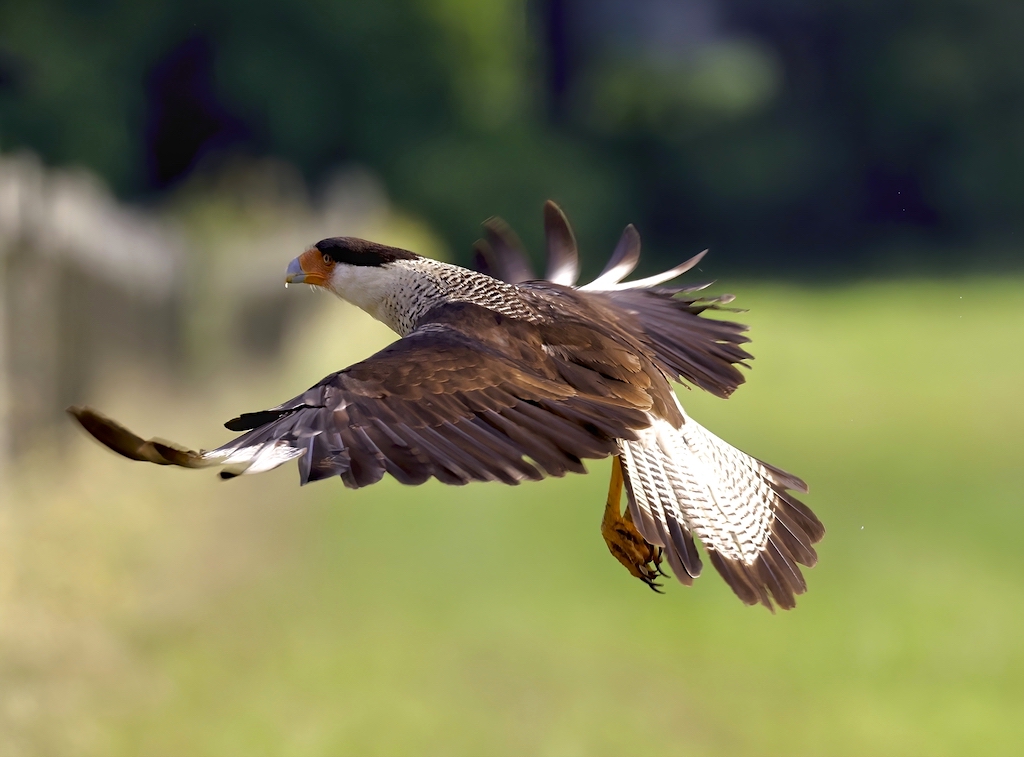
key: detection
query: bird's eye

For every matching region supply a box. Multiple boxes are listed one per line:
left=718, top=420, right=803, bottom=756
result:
left=322, top=252, right=334, bottom=265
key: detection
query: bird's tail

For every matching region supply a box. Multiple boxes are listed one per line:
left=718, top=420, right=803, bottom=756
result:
left=618, top=401, right=824, bottom=611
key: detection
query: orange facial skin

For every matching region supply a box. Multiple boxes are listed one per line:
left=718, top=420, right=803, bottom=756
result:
left=286, top=246, right=336, bottom=288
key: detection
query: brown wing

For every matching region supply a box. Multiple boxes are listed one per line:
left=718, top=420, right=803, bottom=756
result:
left=593, top=287, right=752, bottom=398
left=72, top=303, right=653, bottom=488
left=517, top=283, right=685, bottom=425
left=471, top=203, right=752, bottom=399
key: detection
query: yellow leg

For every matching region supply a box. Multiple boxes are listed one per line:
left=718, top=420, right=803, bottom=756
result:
left=600, top=456, right=664, bottom=592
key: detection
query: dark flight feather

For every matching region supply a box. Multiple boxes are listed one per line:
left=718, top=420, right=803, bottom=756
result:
left=542, top=200, right=580, bottom=286
left=199, top=303, right=656, bottom=487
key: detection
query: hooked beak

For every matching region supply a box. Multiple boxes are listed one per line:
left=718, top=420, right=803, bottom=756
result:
left=285, top=257, right=307, bottom=284
left=285, top=248, right=331, bottom=288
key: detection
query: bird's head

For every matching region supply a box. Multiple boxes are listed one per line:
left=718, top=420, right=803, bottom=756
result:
left=286, top=237, right=424, bottom=329
left=286, top=237, right=419, bottom=292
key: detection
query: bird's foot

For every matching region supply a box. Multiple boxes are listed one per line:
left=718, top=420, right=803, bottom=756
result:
left=601, top=456, right=665, bottom=592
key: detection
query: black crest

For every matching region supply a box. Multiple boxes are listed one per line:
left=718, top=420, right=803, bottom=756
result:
left=315, top=237, right=418, bottom=266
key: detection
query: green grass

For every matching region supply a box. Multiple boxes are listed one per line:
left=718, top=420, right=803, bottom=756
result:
left=4, top=277, right=1023, bottom=756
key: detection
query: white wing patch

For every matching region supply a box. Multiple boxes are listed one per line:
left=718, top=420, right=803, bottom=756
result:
left=579, top=250, right=708, bottom=291
left=204, top=439, right=306, bottom=477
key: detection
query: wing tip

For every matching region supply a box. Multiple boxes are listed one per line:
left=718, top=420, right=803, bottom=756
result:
left=542, top=199, right=580, bottom=286
left=67, top=404, right=210, bottom=467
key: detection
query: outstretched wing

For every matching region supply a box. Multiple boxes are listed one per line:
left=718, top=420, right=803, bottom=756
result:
left=71, top=303, right=653, bottom=488
left=593, top=287, right=751, bottom=398
left=472, top=202, right=753, bottom=398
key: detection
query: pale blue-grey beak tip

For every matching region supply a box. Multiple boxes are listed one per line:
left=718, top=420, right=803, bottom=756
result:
left=285, top=257, right=306, bottom=284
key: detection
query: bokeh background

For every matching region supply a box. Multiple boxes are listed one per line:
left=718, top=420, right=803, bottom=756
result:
left=1, top=1, right=1022, bottom=755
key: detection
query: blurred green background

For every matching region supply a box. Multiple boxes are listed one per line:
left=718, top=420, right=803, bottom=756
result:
left=1, top=1, right=1022, bottom=755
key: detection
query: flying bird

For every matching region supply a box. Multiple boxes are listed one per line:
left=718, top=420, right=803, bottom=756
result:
left=70, top=202, right=824, bottom=610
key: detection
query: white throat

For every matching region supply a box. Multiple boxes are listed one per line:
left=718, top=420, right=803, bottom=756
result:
left=326, top=259, right=434, bottom=334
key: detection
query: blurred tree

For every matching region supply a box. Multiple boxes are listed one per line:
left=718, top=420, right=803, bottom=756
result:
left=723, top=0, right=1024, bottom=251
left=0, top=0, right=1020, bottom=270
left=561, top=0, right=1023, bottom=266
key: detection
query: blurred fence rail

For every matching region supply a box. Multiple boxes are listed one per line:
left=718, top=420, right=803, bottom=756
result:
left=0, top=152, right=186, bottom=483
